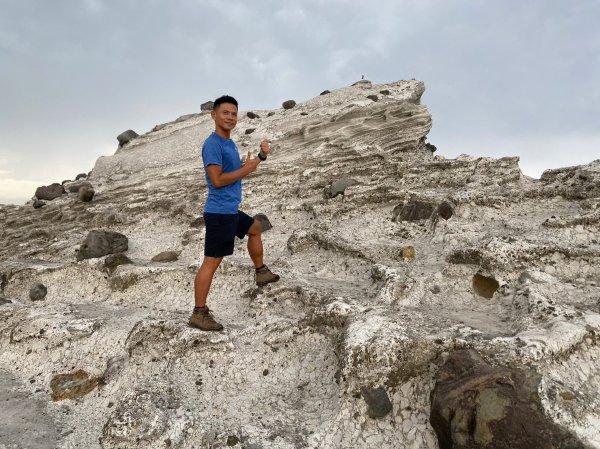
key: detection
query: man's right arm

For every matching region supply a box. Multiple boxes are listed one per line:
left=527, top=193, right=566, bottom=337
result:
left=206, top=157, right=260, bottom=188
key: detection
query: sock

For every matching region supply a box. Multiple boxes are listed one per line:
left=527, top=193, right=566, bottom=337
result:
left=256, top=265, right=265, bottom=271
left=194, top=306, right=206, bottom=312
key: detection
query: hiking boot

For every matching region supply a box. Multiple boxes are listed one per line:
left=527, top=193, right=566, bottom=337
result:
left=188, top=306, right=223, bottom=331
left=255, top=265, right=280, bottom=286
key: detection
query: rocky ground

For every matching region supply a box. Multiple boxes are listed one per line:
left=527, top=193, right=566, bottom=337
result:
left=1, top=79, right=599, bottom=449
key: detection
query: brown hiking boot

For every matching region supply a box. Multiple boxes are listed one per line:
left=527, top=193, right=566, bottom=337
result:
left=188, top=306, right=223, bottom=331
left=255, top=265, right=280, bottom=286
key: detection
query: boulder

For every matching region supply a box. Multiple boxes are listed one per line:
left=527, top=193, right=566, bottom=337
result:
left=367, top=95, right=379, bottom=102
left=68, top=181, right=92, bottom=193
left=361, top=386, right=392, bottom=418
left=245, top=128, right=256, bottom=135
left=151, top=251, right=179, bottom=263
left=324, top=178, right=359, bottom=199
left=253, top=213, right=272, bottom=232
left=117, top=130, right=139, bottom=147
left=77, top=230, right=128, bottom=261
left=50, top=370, right=99, bottom=401
left=75, top=173, right=87, bottom=180
left=35, top=183, right=65, bottom=201
left=200, top=101, right=214, bottom=111
left=104, top=253, right=133, bottom=274
left=32, top=200, right=46, bottom=209
left=29, top=283, right=47, bottom=301
left=320, top=90, right=331, bottom=95
left=437, top=201, right=453, bottom=220
left=392, top=200, right=436, bottom=222
left=282, top=100, right=296, bottom=110
left=430, top=350, right=584, bottom=449
left=267, top=111, right=275, bottom=117
left=78, top=186, right=95, bottom=202
left=247, top=111, right=260, bottom=119
left=380, top=89, right=390, bottom=95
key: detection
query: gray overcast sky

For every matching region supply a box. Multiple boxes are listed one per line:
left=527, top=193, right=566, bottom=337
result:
left=1, top=0, right=599, bottom=205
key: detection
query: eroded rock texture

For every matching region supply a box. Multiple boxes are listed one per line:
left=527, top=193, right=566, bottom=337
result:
left=0, top=79, right=599, bottom=449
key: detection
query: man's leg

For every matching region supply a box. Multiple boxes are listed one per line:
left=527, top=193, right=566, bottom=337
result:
left=247, top=220, right=264, bottom=268
left=246, top=219, right=280, bottom=286
left=194, top=256, right=223, bottom=307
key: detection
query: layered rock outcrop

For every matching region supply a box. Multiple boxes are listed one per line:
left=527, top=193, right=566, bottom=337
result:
left=0, top=79, right=599, bottom=449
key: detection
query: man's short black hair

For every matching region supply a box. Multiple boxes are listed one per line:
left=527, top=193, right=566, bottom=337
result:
left=213, top=95, right=238, bottom=110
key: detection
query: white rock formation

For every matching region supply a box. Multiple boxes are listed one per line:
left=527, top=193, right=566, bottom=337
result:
left=0, top=79, right=599, bottom=448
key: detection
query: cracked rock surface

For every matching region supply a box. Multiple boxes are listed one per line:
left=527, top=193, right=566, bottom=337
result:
left=1, top=79, right=599, bottom=448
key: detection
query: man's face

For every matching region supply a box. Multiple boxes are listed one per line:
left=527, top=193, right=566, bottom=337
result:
left=211, top=103, right=238, bottom=132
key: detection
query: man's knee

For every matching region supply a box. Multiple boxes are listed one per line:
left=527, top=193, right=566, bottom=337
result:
left=201, top=256, right=223, bottom=272
left=248, top=220, right=262, bottom=237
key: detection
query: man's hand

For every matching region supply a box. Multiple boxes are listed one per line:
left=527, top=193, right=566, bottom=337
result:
left=244, top=151, right=260, bottom=173
left=260, top=139, right=270, bottom=156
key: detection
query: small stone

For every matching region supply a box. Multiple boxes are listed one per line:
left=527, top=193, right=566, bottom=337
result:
left=367, top=95, right=378, bottom=102
left=267, top=111, right=275, bottom=117
left=473, top=273, right=499, bottom=299
left=78, top=186, right=95, bottom=202
left=247, top=111, right=260, bottom=119
left=190, top=216, right=205, bottom=228
left=437, top=201, right=453, bottom=220
left=320, top=90, right=331, bottom=95
left=29, top=283, right=48, bottom=301
left=379, top=89, right=390, bottom=95
left=227, top=435, right=240, bottom=446
left=33, top=200, right=46, bottom=209
left=245, top=128, right=256, bottom=135
left=400, top=246, right=416, bottom=259
left=282, top=100, right=296, bottom=110
left=361, top=386, right=392, bottom=418
left=50, top=370, right=99, bottom=401
left=151, top=251, right=179, bottom=262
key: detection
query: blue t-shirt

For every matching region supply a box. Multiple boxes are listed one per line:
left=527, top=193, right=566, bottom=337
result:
left=202, top=132, right=242, bottom=214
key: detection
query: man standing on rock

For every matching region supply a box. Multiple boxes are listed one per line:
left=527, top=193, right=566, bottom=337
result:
left=190, top=95, right=280, bottom=331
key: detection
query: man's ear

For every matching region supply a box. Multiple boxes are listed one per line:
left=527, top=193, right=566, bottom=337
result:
left=210, top=109, right=216, bottom=120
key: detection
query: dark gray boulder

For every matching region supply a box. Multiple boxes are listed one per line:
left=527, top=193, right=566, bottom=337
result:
left=35, top=183, right=65, bottom=201
left=33, top=200, right=46, bottom=209
left=437, top=201, right=453, bottom=220
left=29, top=283, right=47, bottom=301
left=430, top=350, right=584, bottom=449
left=78, top=186, right=95, bottom=202
left=282, top=100, right=296, bottom=110
left=117, top=130, right=138, bottom=147
left=380, top=89, right=391, bottom=95
left=75, top=173, right=87, bottom=180
left=367, top=95, right=379, bottom=102
left=247, top=111, right=260, bottom=119
left=245, top=128, right=256, bottom=135
left=77, top=230, right=128, bottom=261
left=361, top=386, right=392, bottom=418
left=200, top=101, right=214, bottom=111
left=68, top=181, right=93, bottom=193
left=320, top=90, right=331, bottom=95
left=253, top=213, right=272, bottom=232
left=104, top=253, right=132, bottom=274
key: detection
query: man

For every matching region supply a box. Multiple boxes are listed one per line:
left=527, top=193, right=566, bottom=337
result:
left=189, top=95, right=280, bottom=331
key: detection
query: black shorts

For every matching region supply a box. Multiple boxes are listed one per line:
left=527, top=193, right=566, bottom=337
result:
left=203, top=211, right=255, bottom=258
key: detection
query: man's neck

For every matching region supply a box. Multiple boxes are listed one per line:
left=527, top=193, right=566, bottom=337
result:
left=215, top=128, right=231, bottom=139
